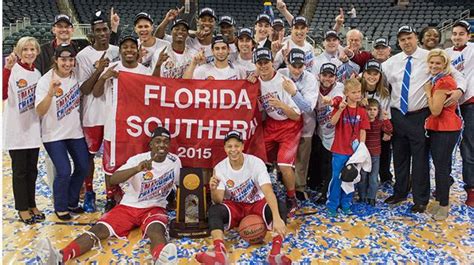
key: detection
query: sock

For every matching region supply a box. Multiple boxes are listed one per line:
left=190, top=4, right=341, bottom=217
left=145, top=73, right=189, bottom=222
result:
left=84, top=175, right=93, bottom=192
left=286, top=190, right=295, bottom=198
left=270, top=235, right=282, bottom=255
left=214, top=239, right=226, bottom=253
left=196, top=240, right=226, bottom=264
left=61, top=241, right=81, bottom=262
left=151, top=243, right=165, bottom=261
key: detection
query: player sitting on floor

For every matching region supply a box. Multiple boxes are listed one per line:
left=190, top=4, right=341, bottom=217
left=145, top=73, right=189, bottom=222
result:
left=196, top=130, right=291, bottom=265
left=35, top=127, right=181, bottom=265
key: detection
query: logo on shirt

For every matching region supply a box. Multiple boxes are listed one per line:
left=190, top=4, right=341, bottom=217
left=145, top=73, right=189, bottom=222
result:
left=138, top=169, right=175, bottom=202
left=206, top=76, right=216, bottom=80
left=55, top=87, right=64, bottom=97
left=17, top=83, right=36, bottom=113
left=56, top=83, right=80, bottom=120
left=226, top=180, right=235, bottom=188
left=451, top=54, right=464, bottom=72
left=228, top=178, right=261, bottom=203
left=143, top=171, right=154, bottom=180
left=17, top=79, right=28, bottom=88
left=258, top=91, right=285, bottom=116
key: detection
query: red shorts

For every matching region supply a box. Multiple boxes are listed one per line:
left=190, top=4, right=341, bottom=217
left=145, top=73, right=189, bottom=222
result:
left=97, top=204, right=168, bottom=239
left=263, top=118, right=303, bottom=167
left=103, top=140, right=120, bottom=175
left=83, top=126, right=104, bottom=154
left=223, top=199, right=270, bottom=230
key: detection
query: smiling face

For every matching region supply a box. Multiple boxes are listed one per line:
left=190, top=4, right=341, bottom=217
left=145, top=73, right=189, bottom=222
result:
left=120, top=40, right=139, bottom=64
left=324, top=36, right=340, bottom=54
left=256, top=59, right=274, bottom=79
left=237, top=35, right=254, bottom=55
left=224, top=138, right=244, bottom=162
left=363, top=69, right=381, bottom=88
left=52, top=21, right=74, bottom=43
left=149, top=136, right=170, bottom=162
left=319, top=72, right=336, bottom=88
left=291, top=24, right=308, bottom=44
left=288, top=63, right=304, bottom=79
left=422, top=28, right=440, bottom=50
left=428, top=55, right=446, bottom=76
left=212, top=42, right=230, bottom=62
left=19, top=42, right=39, bottom=65
left=171, top=24, right=189, bottom=43
left=254, top=21, right=272, bottom=41
left=220, top=24, right=235, bottom=41
left=197, top=15, right=215, bottom=36
left=346, top=31, right=363, bottom=52
left=134, top=19, right=154, bottom=42
left=451, top=26, right=469, bottom=48
left=55, top=56, right=75, bottom=76
left=92, top=22, right=111, bottom=47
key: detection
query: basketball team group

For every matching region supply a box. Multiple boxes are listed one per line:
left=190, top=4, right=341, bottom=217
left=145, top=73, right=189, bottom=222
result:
left=3, top=0, right=473, bottom=264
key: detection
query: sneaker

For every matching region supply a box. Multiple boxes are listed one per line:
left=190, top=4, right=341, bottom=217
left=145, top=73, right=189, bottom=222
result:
left=83, top=191, right=96, bottom=213
left=342, top=207, right=352, bottom=215
left=267, top=253, right=292, bottom=265
left=35, top=238, right=63, bottom=265
left=195, top=250, right=228, bottom=265
left=286, top=197, right=298, bottom=217
left=296, top=191, right=308, bottom=201
left=68, top=206, right=85, bottom=214
left=155, top=243, right=178, bottom=265
left=315, top=195, right=327, bottom=204
left=427, top=201, right=440, bottom=215
left=433, top=205, right=449, bottom=221
left=104, top=198, right=116, bottom=213
left=327, top=208, right=337, bottom=217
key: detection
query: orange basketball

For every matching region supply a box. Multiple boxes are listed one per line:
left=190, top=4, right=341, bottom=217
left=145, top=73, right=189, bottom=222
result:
left=238, top=214, right=267, bottom=245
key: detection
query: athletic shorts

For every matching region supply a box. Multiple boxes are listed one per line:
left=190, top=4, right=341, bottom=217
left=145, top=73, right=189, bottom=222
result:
left=97, top=204, right=168, bottom=239
left=103, top=140, right=120, bottom=175
left=263, top=118, right=303, bottom=167
left=83, top=126, right=104, bottom=154
left=222, top=199, right=270, bottom=230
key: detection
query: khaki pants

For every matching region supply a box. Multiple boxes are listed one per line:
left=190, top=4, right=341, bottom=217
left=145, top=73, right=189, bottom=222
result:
left=295, top=137, right=312, bottom=192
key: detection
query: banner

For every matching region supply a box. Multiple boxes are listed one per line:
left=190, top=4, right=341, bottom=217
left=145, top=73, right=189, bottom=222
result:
left=112, top=71, right=267, bottom=169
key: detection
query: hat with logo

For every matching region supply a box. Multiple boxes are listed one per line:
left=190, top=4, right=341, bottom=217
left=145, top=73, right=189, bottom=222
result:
left=91, top=10, right=107, bottom=26
left=288, top=48, right=305, bottom=66
left=199, top=7, right=217, bottom=20
left=219, top=15, right=235, bottom=26
left=397, top=25, right=416, bottom=37
left=253, top=47, right=273, bottom=63
left=54, top=14, right=73, bottom=26
left=238, top=27, right=253, bottom=39
left=273, top=18, right=284, bottom=29
left=134, top=12, right=153, bottom=25
left=212, top=34, right=227, bottom=46
left=373, top=37, right=389, bottom=48
left=324, top=30, right=339, bottom=40
left=54, top=43, right=77, bottom=58
left=364, top=59, right=382, bottom=73
left=171, top=19, right=190, bottom=30
left=151, top=127, right=171, bottom=140
left=292, top=16, right=308, bottom=27
left=320, top=62, right=337, bottom=75
left=255, top=14, right=272, bottom=25
left=341, top=163, right=358, bottom=182
left=224, top=130, right=243, bottom=143
left=119, top=35, right=138, bottom=46
left=453, top=20, right=471, bottom=32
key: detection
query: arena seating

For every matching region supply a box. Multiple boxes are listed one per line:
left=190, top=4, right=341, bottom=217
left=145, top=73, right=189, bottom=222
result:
left=3, top=0, right=59, bottom=25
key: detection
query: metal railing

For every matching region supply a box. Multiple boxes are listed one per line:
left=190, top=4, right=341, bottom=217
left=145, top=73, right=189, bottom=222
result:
left=438, top=9, right=471, bottom=43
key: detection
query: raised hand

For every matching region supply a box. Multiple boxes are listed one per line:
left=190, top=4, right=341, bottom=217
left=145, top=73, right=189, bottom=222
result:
left=192, top=49, right=206, bottom=65
left=339, top=99, right=348, bottom=110
left=49, top=71, right=62, bottom=97
left=94, top=51, right=110, bottom=72
left=282, top=76, right=296, bottom=96
left=5, top=52, right=17, bottom=70
left=322, top=95, right=333, bottom=105
left=110, top=7, right=120, bottom=32
left=276, top=0, right=287, bottom=11
left=102, top=64, right=119, bottom=80
left=156, top=47, right=170, bottom=67
left=335, top=8, right=345, bottom=25
left=209, top=175, right=220, bottom=191
left=165, top=7, right=184, bottom=22
left=136, top=157, right=153, bottom=172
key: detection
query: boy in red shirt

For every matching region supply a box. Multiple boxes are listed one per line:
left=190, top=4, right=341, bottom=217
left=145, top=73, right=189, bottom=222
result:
left=357, top=99, right=393, bottom=206
left=327, top=78, right=370, bottom=217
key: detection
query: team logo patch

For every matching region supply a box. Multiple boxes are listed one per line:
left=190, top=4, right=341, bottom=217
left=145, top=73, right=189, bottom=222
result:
left=55, top=87, right=64, bottom=97
left=143, top=171, right=154, bottom=180
left=17, top=79, right=28, bottom=88
left=206, top=76, right=215, bottom=80
left=226, top=180, right=235, bottom=188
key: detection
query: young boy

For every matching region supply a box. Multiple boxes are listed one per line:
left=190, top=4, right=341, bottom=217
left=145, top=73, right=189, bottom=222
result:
left=327, top=78, right=370, bottom=216
left=357, top=99, right=393, bottom=206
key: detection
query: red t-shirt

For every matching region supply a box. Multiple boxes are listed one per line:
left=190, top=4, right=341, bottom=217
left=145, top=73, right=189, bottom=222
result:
left=331, top=104, right=370, bottom=155
left=425, top=75, right=462, bottom=131
left=365, top=119, right=393, bottom=156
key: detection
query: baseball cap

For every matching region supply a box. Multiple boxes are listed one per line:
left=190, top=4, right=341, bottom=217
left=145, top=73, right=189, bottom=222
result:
left=134, top=12, right=153, bottom=25
left=212, top=34, right=227, bottom=46
left=292, top=16, right=308, bottom=27
left=397, top=25, right=415, bottom=37
left=341, top=164, right=358, bottom=182
left=171, top=19, right=189, bottom=30
left=373, top=37, right=389, bottom=48
left=224, top=130, right=243, bottom=143
left=273, top=19, right=284, bottom=29
left=54, top=14, right=73, bottom=26
left=253, top=47, right=273, bottom=63
left=238, top=27, right=253, bottom=39
left=54, top=43, right=77, bottom=58
left=324, top=30, right=339, bottom=40
left=364, top=59, right=382, bottom=73
left=255, top=14, right=272, bottom=25
left=151, top=127, right=171, bottom=140
left=119, top=35, right=138, bottom=46
left=91, top=10, right=107, bottom=26
left=288, top=48, right=305, bottom=66
left=199, top=7, right=217, bottom=20
left=453, top=20, right=471, bottom=32
left=219, top=15, right=235, bottom=26
left=320, top=63, right=337, bottom=75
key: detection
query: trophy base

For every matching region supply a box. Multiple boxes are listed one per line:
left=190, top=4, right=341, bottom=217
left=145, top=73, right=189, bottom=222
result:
left=169, top=220, right=210, bottom=238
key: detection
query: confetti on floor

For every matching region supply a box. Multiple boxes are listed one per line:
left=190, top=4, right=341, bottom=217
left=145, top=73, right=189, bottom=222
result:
left=2, top=149, right=473, bottom=264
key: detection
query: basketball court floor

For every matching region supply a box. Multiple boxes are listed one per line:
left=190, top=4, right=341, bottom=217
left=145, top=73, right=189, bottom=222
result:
left=2, top=150, right=473, bottom=263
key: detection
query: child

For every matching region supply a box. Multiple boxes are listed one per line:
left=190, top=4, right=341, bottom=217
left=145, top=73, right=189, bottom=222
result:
left=327, top=78, right=370, bottom=217
left=357, top=99, right=393, bottom=206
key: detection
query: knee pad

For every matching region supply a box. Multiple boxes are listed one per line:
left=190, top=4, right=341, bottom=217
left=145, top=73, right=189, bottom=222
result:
left=208, top=204, right=229, bottom=231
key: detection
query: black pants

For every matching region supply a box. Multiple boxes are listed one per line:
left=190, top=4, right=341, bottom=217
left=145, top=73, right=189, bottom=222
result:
left=307, top=135, right=332, bottom=196
left=208, top=200, right=287, bottom=231
left=9, top=148, right=40, bottom=211
left=379, top=138, right=393, bottom=183
left=430, top=130, right=460, bottom=206
left=391, top=108, right=430, bottom=205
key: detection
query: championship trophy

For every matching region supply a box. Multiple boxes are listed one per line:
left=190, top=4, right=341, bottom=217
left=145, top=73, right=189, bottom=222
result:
left=169, top=167, right=210, bottom=238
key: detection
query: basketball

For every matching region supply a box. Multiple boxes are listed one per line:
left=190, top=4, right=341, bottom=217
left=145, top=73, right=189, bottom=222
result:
left=238, top=215, right=267, bottom=245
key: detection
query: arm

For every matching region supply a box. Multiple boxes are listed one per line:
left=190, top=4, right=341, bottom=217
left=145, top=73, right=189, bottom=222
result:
left=79, top=52, right=109, bottom=95
left=359, top=129, right=366, bottom=143
left=209, top=172, right=225, bottom=204
left=154, top=8, right=182, bottom=39
left=110, top=156, right=154, bottom=185
left=382, top=119, right=393, bottom=135
left=427, top=89, right=448, bottom=117
left=333, top=8, right=344, bottom=33
left=261, top=183, right=286, bottom=236
left=3, top=53, right=17, bottom=100
left=276, top=0, right=294, bottom=25
left=182, top=51, right=205, bottom=79
left=92, top=64, right=118, bottom=97
left=330, top=100, right=346, bottom=125
left=36, top=91, right=55, bottom=117
left=292, top=92, right=313, bottom=113
left=152, top=48, right=170, bottom=77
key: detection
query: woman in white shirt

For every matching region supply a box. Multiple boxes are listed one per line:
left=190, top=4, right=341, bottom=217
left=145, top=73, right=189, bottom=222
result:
left=35, top=44, right=89, bottom=221
left=3, top=37, right=43, bottom=224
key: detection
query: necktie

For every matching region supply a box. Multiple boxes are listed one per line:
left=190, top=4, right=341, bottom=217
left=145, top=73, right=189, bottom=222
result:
left=400, top=56, right=412, bottom=115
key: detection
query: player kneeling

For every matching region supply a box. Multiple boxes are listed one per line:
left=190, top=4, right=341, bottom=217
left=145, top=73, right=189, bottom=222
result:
left=196, top=131, right=291, bottom=265
left=35, top=127, right=181, bottom=265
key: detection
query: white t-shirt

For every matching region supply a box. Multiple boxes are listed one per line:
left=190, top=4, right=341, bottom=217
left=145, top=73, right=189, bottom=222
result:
left=155, top=47, right=197, bottom=78
left=232, top=54, right=256, bottom=78
left=215, top=154, right=271, bottom=203
left=274, top=39, right=315, bottom=70
left=138, top=37, right=171, bottom=68
left=446, top=42, right=474, bottom=104
left=315, top=82, right=344, bottom=150
left=258, top=71, right=301, bottom=120
left=75, top=45, right=120, bottom=127
left=118, top=151, right=181, bottom=208
left=3, top=63, right=42, bottom=150
left=35, top=70, right=84, bottom=143
left=103, top=62, right=152, bottom=140
left=193, top=62, right=246, bottom=80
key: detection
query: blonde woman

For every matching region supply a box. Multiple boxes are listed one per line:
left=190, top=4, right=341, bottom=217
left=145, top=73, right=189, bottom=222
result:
left=424, top=49, right=462, bottom=220
left=3, top=37, right=44, bottom=224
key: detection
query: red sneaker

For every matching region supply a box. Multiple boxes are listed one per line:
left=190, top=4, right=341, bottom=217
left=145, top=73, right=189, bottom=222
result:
left=267, top=253, right=292, bottom=265
left=195, top=250, right=228, bottom=265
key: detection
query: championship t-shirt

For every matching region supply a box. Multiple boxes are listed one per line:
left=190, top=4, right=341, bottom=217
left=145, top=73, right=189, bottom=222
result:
left=232, top=55, right=256, bottom=78
left=273, top=39, right=315, bottom=70
left=193, top=63, right=246, bottom=80
left=138, top=37, right=171, bottom=68
left=330, top=104, right=370, bottom=155
left=215, top=154, right=271, bottom=203
left=118, top=151, right=181, bottom=208
left=315, top=82, right=344, bottom=150
left=154, top=47, right=197, bottom=78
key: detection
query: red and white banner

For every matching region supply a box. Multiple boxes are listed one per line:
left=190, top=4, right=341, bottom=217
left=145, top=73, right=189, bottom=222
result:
left=111, top=71, right=267, bottom=169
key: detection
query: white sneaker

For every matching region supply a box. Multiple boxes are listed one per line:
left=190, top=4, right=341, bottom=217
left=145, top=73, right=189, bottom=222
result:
left=155, top=243, right=178, bottom=265
left=35, top=238, right=63, bottom=265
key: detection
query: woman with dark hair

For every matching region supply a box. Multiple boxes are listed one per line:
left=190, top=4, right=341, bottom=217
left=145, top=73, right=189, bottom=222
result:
left=419, top=26, right=442, bottom=50
left=35, top=43, right=89, bottom=220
